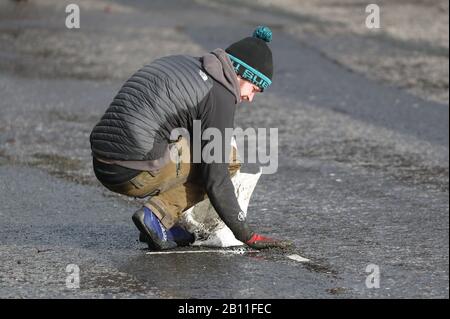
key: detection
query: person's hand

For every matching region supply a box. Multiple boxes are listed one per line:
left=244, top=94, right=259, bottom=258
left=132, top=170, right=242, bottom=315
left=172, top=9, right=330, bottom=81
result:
left=246, top=233, right=294, bottom=250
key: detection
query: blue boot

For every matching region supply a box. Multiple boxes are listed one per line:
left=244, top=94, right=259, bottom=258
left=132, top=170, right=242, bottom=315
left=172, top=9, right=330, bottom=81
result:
left=132, top=207, right=177, bottom=250
left=133, top=207, right=194, bottom=250
left=139, top=226, right=195, bottom=247
left=167, top=225, right=195, bottom=246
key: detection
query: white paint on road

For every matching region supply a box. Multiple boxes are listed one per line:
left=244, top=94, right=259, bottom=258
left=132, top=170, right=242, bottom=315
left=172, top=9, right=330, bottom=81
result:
left=287, top=254, right=310, bottom=263
left=146, top=251, right=311, bottom=264
left=146, top=248, right=253, bottom=255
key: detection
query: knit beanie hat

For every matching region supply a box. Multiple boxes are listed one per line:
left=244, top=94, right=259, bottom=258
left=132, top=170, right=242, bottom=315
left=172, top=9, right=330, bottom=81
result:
left=225, top=26, right=273, bottom=91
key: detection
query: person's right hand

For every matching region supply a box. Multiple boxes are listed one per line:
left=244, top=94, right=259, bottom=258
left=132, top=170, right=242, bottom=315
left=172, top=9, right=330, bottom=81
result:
left=246, top=233, right=294, bottom=250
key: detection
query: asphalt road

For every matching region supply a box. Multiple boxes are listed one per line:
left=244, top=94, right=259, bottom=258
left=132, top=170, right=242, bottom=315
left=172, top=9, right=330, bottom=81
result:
left=0, top=0, right=448, bottom=298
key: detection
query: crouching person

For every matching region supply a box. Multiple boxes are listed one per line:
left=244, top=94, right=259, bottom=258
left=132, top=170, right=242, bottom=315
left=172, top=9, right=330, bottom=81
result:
left=89, top=26, right=292, bottom=251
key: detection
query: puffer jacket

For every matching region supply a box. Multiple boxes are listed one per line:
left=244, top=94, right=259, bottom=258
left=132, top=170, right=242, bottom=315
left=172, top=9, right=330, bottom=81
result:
left=90, top=55, right=212, bottom=161
left=90, top=50, right=254, bottom=243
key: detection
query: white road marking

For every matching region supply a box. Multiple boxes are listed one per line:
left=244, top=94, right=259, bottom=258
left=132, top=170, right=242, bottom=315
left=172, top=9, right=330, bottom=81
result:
left=146, top=251, right=311, bottom=263
left=287, top=254, right=310, bottom=263
left=146, top=248, right=253, bottom=255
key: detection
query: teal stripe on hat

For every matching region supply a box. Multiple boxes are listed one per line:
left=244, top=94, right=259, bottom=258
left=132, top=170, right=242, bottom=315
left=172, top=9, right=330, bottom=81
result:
left=227, top=54, right=272, bottom=87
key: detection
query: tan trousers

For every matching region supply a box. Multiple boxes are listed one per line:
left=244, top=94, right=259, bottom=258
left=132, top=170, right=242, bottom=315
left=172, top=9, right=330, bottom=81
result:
left=102, top=138, right=241, bottom=229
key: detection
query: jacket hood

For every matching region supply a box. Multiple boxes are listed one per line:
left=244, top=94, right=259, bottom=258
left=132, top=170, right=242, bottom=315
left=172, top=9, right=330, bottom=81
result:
left=202, top=48, right=240, bottom=103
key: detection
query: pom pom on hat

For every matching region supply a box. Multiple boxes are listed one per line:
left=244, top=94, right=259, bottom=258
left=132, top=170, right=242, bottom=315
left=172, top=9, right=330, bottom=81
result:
left=253, top=26, right=272, bottom=43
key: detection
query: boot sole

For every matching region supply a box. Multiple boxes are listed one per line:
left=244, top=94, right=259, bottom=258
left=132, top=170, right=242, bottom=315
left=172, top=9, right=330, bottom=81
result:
left=140, top=230, right=194, bottom=246
left=139, top=232, right=150, bottom=243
